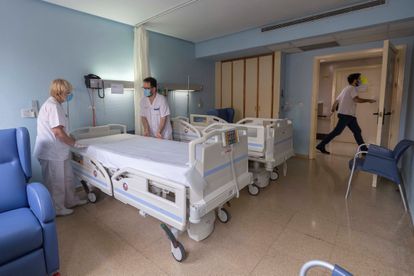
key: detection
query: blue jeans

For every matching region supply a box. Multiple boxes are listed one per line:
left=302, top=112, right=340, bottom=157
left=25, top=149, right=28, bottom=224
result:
left=318, top=113, right=367, bottom=151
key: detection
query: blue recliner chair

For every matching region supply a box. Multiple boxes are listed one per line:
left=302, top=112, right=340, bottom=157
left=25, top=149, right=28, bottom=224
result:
left=346, top=139, right=414, bottom=211
left=206, top=108, right=235, bottom=123
left=0, top=128, right=59, bottom=276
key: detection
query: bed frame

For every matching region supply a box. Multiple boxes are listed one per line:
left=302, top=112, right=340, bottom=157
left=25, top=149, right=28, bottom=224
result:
left=203, top=118, right=294, bottom=195
left=171, top=114, right=228, bottom=143
left=171, top=117, right=202, bottom=142
left=70, top=124, right=252, bottom=262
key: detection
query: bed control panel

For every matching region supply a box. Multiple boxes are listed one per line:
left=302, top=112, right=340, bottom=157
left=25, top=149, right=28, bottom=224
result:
left=222, top=128, right=239, bottom=147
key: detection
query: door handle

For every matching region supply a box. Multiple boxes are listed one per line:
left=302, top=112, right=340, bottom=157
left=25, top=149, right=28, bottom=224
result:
left=373, top=112, right=379, bottom=115
left=384, top=111, right=392, bottom=116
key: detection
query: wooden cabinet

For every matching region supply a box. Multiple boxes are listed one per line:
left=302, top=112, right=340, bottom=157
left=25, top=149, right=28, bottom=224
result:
left=232, top=60, right=244, bottom=122
left=258, top=55, right=273, bottom=118
left=215, top=52, right=281, bottom=120
left=245, top=58, right=258, bottom=118
left=221, top=61, right=232, bottom=108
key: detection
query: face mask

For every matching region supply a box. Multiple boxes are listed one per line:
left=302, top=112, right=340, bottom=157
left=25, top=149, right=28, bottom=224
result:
left=143, top=88, right=152, bottom=97
left=357, top=84, right=368, bottom=92
left=66, top=93, right=74, bottom=102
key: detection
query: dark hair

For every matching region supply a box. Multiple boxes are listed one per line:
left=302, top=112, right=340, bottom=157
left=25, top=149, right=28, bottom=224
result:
left=347, top=73, right=361, bottom=85
left=143, top=77, right=157, bottom=88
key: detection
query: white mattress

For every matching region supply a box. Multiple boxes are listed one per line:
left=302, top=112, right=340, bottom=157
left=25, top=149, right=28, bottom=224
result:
left=78, top=134, right=199, bottom=187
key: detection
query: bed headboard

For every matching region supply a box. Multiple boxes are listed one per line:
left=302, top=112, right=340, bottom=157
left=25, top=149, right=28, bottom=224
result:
left=70, top=124, right=127, bottom=140
left=171, top=117, right=202, bottom=142
left=190, top=114, right=227, bottom=127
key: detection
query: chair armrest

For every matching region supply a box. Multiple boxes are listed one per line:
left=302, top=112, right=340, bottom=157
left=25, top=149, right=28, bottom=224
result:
left=27, top=182, right=56, bottom=223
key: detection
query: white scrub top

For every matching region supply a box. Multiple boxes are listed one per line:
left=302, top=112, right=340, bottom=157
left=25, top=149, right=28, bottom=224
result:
left=336, top=85, right=358, bottom=117
left=140, top=93, right=172, bottom=139
left=33, top=97, right=70, bottom=161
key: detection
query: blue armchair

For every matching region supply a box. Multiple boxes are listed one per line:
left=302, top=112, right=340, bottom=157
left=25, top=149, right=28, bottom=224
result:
left=346, top=139, right=414, bottom=211
left=207, top=108, right=235, bottom=123
left=0, top=128, right=59, bottom=276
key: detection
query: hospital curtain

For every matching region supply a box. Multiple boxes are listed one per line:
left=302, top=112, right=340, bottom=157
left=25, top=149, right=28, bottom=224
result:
left=133, top=26, right=150, bottom=134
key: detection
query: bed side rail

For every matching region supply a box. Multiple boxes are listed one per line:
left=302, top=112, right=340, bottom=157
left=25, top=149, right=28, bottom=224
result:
left=70, top=124, right=127, bottom=140
left=190, top=114, right=227, bottom=127
left=237, top=117, right=285, bottom=126
left=171, top=117, right=202, bottom=142
left=204, top=123, right=267, bottom=154
left=172, top=116, right=189, bottom=123
left=111, top=167, right=187, bottom=231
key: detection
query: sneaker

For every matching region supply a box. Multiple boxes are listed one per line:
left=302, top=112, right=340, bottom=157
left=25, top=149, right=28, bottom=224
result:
left=67, top=199, right=88, bottom=209
left=316, top=144, right=330, bottom=155
left=56, top=208, right=74, bottom=217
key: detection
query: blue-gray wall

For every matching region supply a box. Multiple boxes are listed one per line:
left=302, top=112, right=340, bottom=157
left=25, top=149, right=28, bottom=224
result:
left=0, top=0, right=214, bottom=181
left=148, top=31, right=215, bottom=117
left=0, top=0, right=135, bottom=181
left=401, top=48, right=414, bottom=223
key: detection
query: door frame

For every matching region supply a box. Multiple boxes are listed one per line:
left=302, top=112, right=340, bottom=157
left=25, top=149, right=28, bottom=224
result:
left=309, top=45, right=406, bottom=160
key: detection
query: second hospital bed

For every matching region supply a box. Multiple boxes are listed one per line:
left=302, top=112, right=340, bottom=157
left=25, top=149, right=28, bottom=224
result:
left=171, top=114, right=227, bottom=142
left=200, top=118, right=294, bottom=195
left=70, top=124, right=252, bottom=262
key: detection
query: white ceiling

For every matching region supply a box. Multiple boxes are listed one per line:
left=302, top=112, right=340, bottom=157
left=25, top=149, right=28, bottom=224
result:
left=43, top=0, right=366, bottom=42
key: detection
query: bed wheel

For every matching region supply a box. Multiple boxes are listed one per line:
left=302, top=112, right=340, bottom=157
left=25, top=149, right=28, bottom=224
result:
left=248, top=184, right=260, bottom=196
left=87, top=192, right=97, bottom=203
left=270, top=170, right=279, bottom=181
left=217, top=208, right=230, bottom=223
left=171, top=241, right=186, bottom=262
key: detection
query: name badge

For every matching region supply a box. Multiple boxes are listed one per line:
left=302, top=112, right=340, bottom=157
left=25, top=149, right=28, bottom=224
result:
left=154, top=107, right=160, bottom=111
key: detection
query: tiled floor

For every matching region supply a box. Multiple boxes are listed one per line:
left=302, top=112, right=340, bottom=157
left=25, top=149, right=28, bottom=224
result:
left=57, top=155, right=414, bottom=276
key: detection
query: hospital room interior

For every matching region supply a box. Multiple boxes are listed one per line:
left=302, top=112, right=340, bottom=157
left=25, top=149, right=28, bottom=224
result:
left=1, top=0, right=414, bottom=275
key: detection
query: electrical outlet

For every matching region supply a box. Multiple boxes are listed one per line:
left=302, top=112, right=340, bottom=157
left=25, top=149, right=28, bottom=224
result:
left=21, top=108, right=35, bottom=118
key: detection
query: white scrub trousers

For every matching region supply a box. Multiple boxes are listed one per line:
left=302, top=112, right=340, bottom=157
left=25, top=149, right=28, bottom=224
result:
left=39, top=159, right=78, bottom=210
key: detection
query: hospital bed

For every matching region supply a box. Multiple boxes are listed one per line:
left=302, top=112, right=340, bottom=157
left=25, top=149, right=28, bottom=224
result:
left=70, top=124, right=252, bottom=262
left=203, top=118, right=294, bottom=195
left=171, top=114, right=227, bottom=142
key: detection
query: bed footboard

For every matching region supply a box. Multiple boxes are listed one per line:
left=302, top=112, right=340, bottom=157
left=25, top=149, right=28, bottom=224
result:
left=188, top=127, right=252, bottom=223
left=71, top=124, right=127, bottom=140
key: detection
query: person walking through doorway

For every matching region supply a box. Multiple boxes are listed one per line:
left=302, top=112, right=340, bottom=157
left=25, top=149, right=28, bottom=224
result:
left=316, top=73, right=376, bottom=154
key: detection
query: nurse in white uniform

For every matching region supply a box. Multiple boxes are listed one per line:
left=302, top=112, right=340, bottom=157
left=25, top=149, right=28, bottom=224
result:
left=34, top=79, right=87, bottom=216
left=140, top=77, right=172, bottom=139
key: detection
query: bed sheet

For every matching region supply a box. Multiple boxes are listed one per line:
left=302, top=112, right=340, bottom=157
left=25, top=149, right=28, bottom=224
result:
left=77, top=134, right=200, bottom=187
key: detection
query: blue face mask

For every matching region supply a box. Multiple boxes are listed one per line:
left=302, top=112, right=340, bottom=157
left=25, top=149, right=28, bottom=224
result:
left=66, top=93, right=74, bottom=102
left=143, top=88, right=152, bottom=97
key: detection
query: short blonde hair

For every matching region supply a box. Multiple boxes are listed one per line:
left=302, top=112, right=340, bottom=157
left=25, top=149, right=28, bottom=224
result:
left=50, top=79, right=73, bottom=102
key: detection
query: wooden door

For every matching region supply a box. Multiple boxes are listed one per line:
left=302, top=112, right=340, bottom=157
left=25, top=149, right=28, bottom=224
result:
left=221, top=62, right=232, bottom=108
left=258, top=55, right=273, bottom=118
left=372, top=40, right=397, bottom=187
left=232, top=60, right=244, bottom=122
left=377, top=40, right=397, bottom=148
left=245, top=58, right=258, bottom=118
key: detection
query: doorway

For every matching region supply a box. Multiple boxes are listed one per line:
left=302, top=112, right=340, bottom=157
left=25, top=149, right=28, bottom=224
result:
left=309, top=41, right=406, bottom=187
left=316, top=61, right=382, bottom=157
